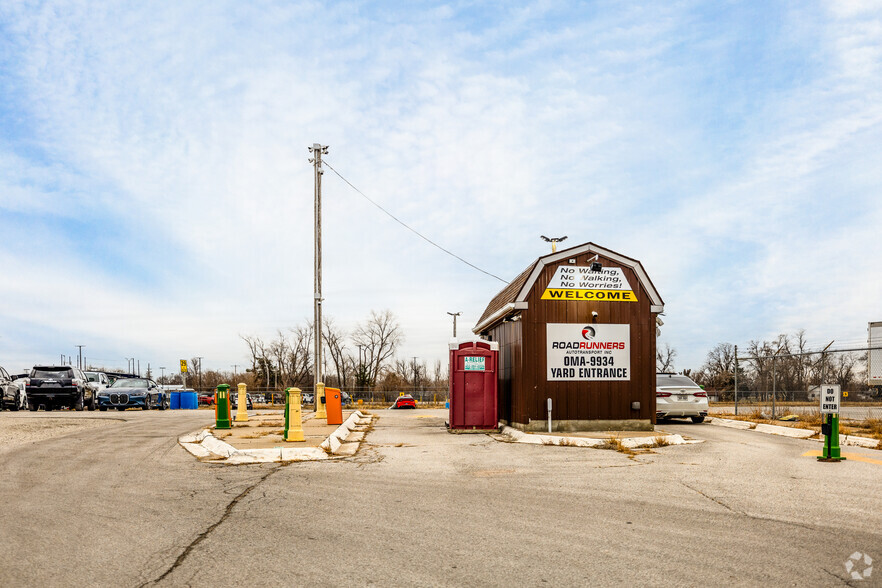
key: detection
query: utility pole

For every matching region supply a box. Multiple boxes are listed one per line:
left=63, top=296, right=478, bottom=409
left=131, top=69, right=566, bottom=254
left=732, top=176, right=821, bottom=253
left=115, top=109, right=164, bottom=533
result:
left=412, top=356, right=419, bottom=392
left=821, top=340, right=834, bottom=384
left=137, top=359, right=140, bottom=377
left=76, top=345, right=84, bottom=369
left=309, top=143, right=328, bottom=408
left=232, top=364, right=238, bottom=376
left=447, top=312, right=461, bottom=338
left=125, top=357, right=131, bottom=374
left=160, top=366, right=166, bottom=383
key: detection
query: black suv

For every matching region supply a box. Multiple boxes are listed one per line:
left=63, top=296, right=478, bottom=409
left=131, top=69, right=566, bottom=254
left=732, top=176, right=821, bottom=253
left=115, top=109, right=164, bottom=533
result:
left=27, top=366, right=92, bottom=411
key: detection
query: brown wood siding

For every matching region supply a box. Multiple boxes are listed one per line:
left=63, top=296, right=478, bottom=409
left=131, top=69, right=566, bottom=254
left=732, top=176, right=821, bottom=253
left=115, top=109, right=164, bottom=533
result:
left=488, top=320, right=522, bottom=424
left=510, top=254, right=656, bottom=425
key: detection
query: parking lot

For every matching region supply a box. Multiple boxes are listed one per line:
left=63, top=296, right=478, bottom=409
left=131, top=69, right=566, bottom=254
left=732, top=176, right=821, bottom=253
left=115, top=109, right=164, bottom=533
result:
left=1, top=408, right=881, bottom=586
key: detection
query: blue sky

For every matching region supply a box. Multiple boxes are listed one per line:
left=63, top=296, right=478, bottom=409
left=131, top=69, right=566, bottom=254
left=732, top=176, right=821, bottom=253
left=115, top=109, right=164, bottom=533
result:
left=1, top=0, right=880, bottom=375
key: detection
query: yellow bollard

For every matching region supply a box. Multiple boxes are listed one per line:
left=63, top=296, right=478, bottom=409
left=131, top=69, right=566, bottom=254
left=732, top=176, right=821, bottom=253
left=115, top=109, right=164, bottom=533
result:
left=235, top=383, right=249, bottom=422
left=315, top=382, right=327, bottom=420
left=285, top=387, right=305, bottom=442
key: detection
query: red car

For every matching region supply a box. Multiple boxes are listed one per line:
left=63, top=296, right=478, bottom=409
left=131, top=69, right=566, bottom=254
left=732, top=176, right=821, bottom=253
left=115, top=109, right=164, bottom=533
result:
left=391, top=395, right=416, bottom=409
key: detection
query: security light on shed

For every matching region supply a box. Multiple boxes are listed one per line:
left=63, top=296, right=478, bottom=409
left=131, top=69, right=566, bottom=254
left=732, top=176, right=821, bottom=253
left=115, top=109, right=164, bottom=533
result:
left=590, top=261, right=603, bottom=272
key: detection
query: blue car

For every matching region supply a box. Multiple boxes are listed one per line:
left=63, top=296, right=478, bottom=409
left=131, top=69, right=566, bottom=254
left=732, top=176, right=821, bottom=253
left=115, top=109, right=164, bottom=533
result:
left=97, top=377, right=169, bottom=411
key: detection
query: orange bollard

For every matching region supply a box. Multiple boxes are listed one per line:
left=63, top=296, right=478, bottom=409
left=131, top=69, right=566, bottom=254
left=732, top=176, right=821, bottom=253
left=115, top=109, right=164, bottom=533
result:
left=325, top=387, right=343, bottom=425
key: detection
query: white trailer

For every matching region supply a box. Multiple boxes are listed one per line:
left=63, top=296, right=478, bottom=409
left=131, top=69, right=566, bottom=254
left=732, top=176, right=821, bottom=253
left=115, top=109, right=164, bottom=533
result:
left=869, top=322, right=882, bottom=386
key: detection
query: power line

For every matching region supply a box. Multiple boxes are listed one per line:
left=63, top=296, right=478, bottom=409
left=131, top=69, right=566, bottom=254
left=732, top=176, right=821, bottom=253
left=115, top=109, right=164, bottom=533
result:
left=322, top=159, right=509, bottom=284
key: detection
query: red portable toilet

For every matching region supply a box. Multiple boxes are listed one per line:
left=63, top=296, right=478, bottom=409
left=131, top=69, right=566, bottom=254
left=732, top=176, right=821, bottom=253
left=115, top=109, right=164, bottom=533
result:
left=449, top=339, right=499, bottom=430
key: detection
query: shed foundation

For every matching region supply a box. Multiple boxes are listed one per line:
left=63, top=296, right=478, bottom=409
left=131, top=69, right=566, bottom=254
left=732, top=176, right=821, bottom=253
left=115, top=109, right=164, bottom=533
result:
left=510, top=419, right=654, bottom=433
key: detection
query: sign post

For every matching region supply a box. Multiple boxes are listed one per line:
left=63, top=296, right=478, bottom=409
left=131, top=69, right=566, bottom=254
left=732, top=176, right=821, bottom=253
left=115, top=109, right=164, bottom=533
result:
left=818, top=384, right=844, bottom=462
left=547, top=398, right=552, bottom=433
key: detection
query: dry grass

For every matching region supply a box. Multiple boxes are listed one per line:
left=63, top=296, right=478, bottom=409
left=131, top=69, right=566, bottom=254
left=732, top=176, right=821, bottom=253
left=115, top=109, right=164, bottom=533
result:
left=794, top=409, right=825, bottom=427
left=238, top=430, right=282, bottom=439
left=747, top=407, right=767, bottom=419
left=256, top=421, right=284, bottom=427
left=541, top=436, right=579, bottom=447
left=597, top=436, right=637, bottom=458
left=651, top=435, right=671, bottom=448
left=865, top=418, right=882, bottom=440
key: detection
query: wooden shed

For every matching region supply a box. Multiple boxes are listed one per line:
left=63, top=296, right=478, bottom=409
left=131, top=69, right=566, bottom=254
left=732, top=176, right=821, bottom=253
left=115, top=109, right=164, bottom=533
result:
left=473, top=242, right=664, bottom=431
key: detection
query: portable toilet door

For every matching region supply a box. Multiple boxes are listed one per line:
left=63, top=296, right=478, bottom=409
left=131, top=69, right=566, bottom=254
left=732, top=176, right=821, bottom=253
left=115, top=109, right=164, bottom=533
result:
left=449, top=339, right=499, bottom=430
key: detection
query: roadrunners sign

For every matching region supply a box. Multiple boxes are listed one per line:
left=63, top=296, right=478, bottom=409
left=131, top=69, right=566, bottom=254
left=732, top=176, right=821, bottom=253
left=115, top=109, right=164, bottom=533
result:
left=546, top=323, right=631, bottom=381
left=541, top=266, right=637, bottom=302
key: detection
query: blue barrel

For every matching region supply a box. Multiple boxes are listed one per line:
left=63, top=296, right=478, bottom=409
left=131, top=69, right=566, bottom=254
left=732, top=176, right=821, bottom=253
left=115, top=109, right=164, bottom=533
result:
left=169, top=391, right=181, bottom=410
left=180, top=391, right=198, bottom=410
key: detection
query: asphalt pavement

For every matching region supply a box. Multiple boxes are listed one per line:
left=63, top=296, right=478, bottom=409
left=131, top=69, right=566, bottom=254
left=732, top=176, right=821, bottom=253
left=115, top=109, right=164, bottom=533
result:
left=1, top=409, right=880, bottom=587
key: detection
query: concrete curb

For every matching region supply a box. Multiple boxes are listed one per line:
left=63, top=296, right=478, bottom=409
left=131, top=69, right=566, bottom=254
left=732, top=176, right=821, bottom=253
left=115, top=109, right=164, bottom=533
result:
left=834, top=435, right=882, bottom=449
left=708, top=417, right=755, bottom=430
left=709, top=417, right=881, bottom=449
left=320, top=411, right=364, bottom=452
left=178, top=410, right=373, bottom=464
left=498, top=425, right=694, bottom=449
left=754, top=423, right=816, bottom=439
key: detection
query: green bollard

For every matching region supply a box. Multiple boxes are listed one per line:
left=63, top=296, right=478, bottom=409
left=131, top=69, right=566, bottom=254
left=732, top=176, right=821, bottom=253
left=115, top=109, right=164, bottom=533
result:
left=818, top=413, right=845, bottom=462
left=215, top=384, right=232, bottom=430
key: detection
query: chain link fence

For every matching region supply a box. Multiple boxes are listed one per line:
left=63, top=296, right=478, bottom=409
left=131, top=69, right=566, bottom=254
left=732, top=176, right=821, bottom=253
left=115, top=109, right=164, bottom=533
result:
left=216, top=386, right=450, bottom=407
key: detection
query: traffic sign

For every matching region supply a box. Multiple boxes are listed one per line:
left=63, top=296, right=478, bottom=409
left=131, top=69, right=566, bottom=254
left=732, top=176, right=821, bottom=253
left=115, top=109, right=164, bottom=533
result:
left=820, top=384, right=840, bottom=414
left=180, top=359, right=188, bottom=374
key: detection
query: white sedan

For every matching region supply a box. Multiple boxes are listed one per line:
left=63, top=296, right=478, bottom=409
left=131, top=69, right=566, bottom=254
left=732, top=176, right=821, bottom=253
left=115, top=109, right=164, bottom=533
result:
left=656, top=373, right=708, bottom=423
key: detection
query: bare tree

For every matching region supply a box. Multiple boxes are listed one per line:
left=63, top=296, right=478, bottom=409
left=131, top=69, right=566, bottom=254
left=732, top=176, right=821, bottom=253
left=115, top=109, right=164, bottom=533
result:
left=656, top=343, right=676, bottom=372
left=241, top=335, right=267, bottom=379
left=832, top=352, right=858, bottom=391
left=700, top=342, right=735, bottom=390
left=432, top=359, right=448, bottom=388
left=269, top=330, right=291, bottom=388
left=352, top=310, right=403, bottom=387
left=287, top=323, right=313, bottom=387
left=323, top=318, right=352, bottom=388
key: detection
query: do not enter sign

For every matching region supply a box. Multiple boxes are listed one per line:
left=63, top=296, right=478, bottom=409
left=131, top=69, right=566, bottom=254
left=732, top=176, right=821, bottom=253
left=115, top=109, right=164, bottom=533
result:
left=820, top=384, right=840, bottom=414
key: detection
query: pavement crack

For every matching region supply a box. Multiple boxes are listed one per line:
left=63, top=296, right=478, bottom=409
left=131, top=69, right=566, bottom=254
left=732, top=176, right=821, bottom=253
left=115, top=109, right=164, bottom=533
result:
left=681, top=481, right=737, bottom=513
left=821, top=567, right=854, bottom=587
left=680, top=481, right=824, bottom=532
left=141, top=465, right=281, bottom=586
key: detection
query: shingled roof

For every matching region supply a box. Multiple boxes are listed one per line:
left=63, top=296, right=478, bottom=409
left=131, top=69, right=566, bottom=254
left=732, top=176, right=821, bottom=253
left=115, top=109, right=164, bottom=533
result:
left=474, top=261, right=536, bottom=330
left=473, top=242, right=664, bottom=334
